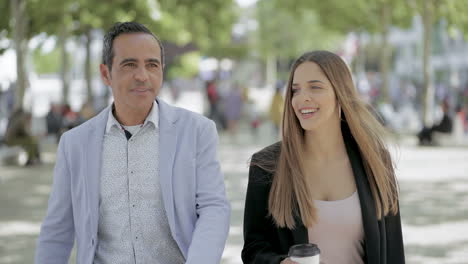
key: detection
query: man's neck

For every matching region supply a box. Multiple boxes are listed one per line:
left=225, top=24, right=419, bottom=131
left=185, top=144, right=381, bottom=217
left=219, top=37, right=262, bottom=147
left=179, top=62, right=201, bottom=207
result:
left=113, top=103, right=153, bottom=126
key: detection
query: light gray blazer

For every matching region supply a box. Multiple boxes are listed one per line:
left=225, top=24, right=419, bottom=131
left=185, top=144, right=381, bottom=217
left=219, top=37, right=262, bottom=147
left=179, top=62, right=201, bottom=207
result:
left=35, top=99, right=231, bottom=264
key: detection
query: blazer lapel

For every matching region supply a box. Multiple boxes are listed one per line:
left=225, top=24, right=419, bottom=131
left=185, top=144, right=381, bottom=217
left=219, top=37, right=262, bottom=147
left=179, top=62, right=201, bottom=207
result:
left=157, top=99, right=178, bottom=235
left=344, top=138, right=381, bottom=264
left=291, top=214, right=308, bottom=244
left=85, top=107, right=108, bottom=236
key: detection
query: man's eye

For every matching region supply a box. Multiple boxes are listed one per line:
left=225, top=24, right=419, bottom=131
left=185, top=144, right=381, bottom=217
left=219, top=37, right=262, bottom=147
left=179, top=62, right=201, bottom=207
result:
left=124, top=63, right=137, bottom=68
left=148, top=63, right=159, bottom=68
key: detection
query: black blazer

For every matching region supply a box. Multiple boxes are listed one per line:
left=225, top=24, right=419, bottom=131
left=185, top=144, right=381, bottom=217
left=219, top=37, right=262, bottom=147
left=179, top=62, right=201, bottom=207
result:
left=242, top=134, right=405, bottom=264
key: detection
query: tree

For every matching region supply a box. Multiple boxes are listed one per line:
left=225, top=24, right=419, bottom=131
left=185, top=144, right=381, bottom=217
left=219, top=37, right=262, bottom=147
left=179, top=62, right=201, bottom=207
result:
left=8, top=0, right=29, bottom=110
left=1, top=0, right=74, bottom=109
left=68, top=0, right=238, bottom=104
left=0, top=1, right=10, bottom=55
left=409, top=0, right=467, bottom=126
left=1, top=0, right=239, bottom=109
left=254, top=0, right=344, bottom=87
left=66, top=0, right=150, bottom=105
left=274, top=0, right=412, bottom=103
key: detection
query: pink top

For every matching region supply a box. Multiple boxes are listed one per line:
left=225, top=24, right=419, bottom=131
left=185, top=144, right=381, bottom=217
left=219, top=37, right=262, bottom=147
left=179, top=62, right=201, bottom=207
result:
left=308, top=191, right=365, bottom=264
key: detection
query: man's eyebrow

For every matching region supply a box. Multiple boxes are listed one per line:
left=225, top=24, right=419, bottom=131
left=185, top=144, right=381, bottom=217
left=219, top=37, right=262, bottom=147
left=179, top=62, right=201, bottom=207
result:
left=119, top=58, right=138, bottom=65
left=145, top=58, right=161, bottom=65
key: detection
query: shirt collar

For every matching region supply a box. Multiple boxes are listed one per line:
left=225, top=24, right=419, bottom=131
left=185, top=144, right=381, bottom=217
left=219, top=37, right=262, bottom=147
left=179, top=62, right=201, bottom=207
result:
left=105, top=101, right=159, bottom=134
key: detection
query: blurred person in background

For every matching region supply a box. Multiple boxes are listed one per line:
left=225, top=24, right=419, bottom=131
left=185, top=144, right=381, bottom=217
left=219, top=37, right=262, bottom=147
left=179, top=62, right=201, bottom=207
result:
left=243, top=86, right=261, bottom=139
left=224, top=81, right=244, bottom=139
left=35, top=21, right=230, bottom=264
left=464, top=103, right=468, bottom=133
left=79, top=100, right=96, bottom=122
left=4, top=109, right=41, bottom=165
left=61, top=104, right=80, bottom=129
left=206, top=79, right=222, bottom=127
left=242, top=51, right=404, bottom=264
left=417, top=99, right=453, bottom=146
left=269, top=80, right=285, bottom=138
left=46, top=103, right=63, bottom=142
left=0, top=89, right=9, bottom=142
left=55, top=104, right=80, bottom=143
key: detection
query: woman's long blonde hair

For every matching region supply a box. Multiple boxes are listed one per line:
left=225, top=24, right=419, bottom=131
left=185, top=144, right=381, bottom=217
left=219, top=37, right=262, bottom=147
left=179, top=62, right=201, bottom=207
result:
left=267, top=51, right=399, bottom=229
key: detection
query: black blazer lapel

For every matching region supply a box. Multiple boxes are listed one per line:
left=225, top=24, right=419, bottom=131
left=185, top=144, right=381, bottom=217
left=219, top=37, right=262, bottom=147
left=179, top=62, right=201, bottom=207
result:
left=345, top=138, right=381, bottom=264
left=379, top=215, right=387, bottom=264
left=291, top=214, right=308, bottom=245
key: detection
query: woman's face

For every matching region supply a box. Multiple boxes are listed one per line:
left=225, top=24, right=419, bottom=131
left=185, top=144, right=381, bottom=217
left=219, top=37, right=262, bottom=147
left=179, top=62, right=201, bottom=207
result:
left=291, top=62, right=340, bottom=132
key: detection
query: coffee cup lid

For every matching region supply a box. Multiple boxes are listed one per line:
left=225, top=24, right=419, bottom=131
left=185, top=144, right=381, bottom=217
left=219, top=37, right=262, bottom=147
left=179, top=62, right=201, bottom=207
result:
left=288, top=243, right=320, bottom=257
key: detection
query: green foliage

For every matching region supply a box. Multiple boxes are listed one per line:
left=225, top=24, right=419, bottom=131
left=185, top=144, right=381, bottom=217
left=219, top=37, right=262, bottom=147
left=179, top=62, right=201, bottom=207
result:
left=206, top=42, right=249, bottom=59
left=272, top=0, right=412, bottom=34
left=166, top=51, right=201, bottom=80
left=255, top=0, right=344, bottom=61
left=1, top=0, right=239, bottom=55
left=156, top=0, right=238, bottom=53
left=444, top=0, right=468, bottom=39
left=0, top=0, right=10, bottom=34
left=32, top=46, right=61, bottom=74
left=408, top=0, right=468, bottom=37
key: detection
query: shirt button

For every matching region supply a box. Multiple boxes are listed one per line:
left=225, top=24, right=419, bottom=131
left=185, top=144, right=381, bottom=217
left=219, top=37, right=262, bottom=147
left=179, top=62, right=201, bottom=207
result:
left=132, top=204, right=135, bottom=207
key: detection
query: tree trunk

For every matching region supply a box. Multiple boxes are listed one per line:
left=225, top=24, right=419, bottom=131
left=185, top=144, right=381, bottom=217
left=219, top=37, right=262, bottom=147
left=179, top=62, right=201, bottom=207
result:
left=11, top=0, right=29, bottom=111
left=266, top=53, right=277, bottom=89
left=422, top=1, right=434, bottom=127
left=59, top=23, right=70, bottom=105
left=355, top=30, right=366, bottom=75
left=84, top=28, right=93, bottom=105
left=379, top=1, right=391, bottom=104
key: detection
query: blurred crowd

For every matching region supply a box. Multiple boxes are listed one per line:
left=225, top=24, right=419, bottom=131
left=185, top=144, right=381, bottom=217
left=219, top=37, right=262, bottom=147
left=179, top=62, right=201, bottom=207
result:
left=0, top=95, right=96, bottom=165
left=204, top=79, right=284, bottom=141
left=2, top=74, right=468, bottom=167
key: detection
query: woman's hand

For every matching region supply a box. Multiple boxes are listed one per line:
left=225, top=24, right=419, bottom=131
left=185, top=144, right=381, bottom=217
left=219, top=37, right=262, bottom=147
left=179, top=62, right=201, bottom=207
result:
left=281, top=258, right=298, bottom=264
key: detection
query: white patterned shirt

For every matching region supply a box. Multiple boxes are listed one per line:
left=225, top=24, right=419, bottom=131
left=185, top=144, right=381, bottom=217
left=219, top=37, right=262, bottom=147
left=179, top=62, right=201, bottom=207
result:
left=93, top=102, right=185, bottom=264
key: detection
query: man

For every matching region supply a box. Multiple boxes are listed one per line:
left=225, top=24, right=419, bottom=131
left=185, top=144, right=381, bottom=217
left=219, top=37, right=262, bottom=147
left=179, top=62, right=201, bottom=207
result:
left=4, top=109, right=41, bottom=165
left=35, top=22, right=230, bottom=264
left=417, top=99, right=453, bottom=145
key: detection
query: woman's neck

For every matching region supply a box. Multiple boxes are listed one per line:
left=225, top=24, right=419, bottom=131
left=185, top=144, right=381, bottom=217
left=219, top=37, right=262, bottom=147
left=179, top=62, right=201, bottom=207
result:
left=303, top=122, right=347, bottom=163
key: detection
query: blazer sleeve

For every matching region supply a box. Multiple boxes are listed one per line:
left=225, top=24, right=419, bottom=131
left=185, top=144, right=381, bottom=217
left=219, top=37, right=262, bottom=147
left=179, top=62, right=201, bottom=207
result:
left=385, top=204, right=406, bottom=264
left=242, top=161, right=288, bottom=264
left=185, top=120, right=231, bottom=264
left=35, top=134, right=75, bottom=263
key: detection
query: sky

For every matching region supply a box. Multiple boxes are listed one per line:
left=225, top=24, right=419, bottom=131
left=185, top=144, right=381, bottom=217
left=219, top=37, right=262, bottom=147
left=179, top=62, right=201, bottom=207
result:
left=236, top=0, right=258, bottom=8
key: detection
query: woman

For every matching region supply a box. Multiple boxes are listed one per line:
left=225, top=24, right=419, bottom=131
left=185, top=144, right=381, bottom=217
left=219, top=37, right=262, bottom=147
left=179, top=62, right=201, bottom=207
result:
left=242, top=51, right=404, bottom=264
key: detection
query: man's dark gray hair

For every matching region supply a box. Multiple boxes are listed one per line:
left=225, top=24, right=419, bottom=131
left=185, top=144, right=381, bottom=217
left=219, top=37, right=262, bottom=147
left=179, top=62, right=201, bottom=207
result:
left=102, top=22, right=165, bottom=72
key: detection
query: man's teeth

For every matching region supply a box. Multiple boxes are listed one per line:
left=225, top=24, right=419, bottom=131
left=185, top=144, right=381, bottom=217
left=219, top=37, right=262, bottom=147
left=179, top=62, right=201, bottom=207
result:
left=301, top=109, right=318, bottom=114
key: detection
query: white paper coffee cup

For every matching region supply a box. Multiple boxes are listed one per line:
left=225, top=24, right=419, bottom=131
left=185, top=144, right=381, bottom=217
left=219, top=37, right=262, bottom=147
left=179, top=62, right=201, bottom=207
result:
left=288, top=243, right=320, bottom=264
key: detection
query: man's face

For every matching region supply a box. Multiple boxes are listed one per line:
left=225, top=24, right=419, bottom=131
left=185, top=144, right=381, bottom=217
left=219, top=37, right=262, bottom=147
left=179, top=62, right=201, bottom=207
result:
left=100, top=33, right=163, bottom=113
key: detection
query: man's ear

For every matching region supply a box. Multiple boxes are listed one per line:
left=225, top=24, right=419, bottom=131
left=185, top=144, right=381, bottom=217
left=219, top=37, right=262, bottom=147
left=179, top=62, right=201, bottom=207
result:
left=100, top=64, right=111, bottom=86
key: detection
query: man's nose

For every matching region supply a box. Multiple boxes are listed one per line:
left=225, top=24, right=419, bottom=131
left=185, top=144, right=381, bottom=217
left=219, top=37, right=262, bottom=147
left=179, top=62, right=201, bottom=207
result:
left=134, top=67, right=149, bottom=82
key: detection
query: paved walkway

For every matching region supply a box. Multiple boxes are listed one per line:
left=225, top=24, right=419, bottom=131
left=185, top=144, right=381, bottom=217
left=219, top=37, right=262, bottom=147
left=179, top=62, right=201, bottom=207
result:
left=1, top=124, right=467, bottom=263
